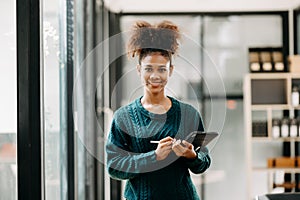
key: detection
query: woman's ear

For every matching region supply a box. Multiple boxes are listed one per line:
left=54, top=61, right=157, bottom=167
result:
left=169, top=65, right=174, bottom=77
left=136, top=64, right=141, bottom=75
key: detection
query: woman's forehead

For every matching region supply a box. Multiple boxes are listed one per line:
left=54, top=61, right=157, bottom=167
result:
left=141, top=63, right=169, bottom=67
left=141, top=53, right=170, bottom=64
left=140, top=61, right=171, bottom=68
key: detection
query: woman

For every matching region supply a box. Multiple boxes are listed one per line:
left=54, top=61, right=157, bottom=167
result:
left=106, top=20, right=211, bottom=200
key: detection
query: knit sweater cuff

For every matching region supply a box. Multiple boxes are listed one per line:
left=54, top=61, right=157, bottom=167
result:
left=185, top=147, right=209, bottom=166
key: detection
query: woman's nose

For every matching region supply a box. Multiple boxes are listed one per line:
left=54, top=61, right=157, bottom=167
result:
left=150, top=71, right=159, bottom=79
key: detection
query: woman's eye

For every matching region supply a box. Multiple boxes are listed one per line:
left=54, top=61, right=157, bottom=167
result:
left=145, top=68, right=152, bottom=72
left=159, top=68, right=167, bottom=72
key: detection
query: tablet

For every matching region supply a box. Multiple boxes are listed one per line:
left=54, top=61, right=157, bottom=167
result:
left=184, top=131, right=219, bottom=150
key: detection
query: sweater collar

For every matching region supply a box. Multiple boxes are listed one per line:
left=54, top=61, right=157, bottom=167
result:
left=135, top=96, right=178, bottom=119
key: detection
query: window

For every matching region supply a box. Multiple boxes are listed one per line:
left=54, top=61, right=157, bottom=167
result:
left=0, top=1, right=17, bottom=199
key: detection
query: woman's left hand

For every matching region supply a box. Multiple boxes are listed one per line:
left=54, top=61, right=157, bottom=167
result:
left=172, top=139, right=197, bottom=159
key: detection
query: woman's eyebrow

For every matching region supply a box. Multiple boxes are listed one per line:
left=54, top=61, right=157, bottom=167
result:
left=142, top=64, right=153, bottom=67
left=141, top=63, right=169, bottom=68
left=142, top=64, right=167, bottom=67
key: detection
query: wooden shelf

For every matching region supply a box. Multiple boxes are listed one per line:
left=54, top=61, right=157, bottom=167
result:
left=274, top=182, right=296, bottom=189
left=251, top=105, right=300, bottom=110
left=247, top=73, right=300, bottom=79
left=252, top=137, right=300, bottom=142
left=291, top=74, right=300, bottom=79
left=251, top=105, right=290, bottom=110
left=253, top=167, right=300, bottom=173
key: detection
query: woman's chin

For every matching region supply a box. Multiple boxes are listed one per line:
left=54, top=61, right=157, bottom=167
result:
left=146, top=86, right=164, bottom=94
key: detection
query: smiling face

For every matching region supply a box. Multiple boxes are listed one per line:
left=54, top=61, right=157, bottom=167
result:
left=137, top=52, right=173, bottom=95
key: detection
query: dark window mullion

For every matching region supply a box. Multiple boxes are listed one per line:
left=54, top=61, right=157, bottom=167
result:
left=282, top=11, right=290, bottom=69
left=109, top=11, right=123, bottom=200
left=66, top=0, right=75, bottom=200
left=17, top=0, right=42, bottom=199
left=294, top=9, right=300, bottom=54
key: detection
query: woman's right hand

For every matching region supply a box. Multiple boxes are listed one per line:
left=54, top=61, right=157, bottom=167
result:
left=155, top=136, right=174, bottom=161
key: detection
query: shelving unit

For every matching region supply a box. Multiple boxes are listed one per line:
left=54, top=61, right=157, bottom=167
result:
left=244, top=73, right=300, bottom=200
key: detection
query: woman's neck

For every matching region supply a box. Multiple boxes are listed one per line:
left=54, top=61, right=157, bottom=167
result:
left=141, top=92, right=172, bottom=114
left=142, top=92, right=167, bottom=104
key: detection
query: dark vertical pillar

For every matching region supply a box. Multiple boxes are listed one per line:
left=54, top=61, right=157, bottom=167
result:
left=66, top=0, right=75, bottom=199
left=109, top=11, right=122, bottom=200
left=282, top=11, right=290, bottom=71
left=17, top=0, right=42, bottom=199
left=294, top=9, right=300, bottom=54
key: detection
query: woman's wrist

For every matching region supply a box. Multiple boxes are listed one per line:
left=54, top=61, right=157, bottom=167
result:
left=186, top=151, right=197, bottom=159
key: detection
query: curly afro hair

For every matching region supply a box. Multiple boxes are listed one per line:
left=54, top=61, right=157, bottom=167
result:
left=127, top=20, right=181, bottom=64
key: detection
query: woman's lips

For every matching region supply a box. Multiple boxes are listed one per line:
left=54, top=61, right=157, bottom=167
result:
left=148, top=81, right=162, bottom=87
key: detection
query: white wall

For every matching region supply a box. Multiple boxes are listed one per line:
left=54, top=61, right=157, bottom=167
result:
left=105, top=0, right=300, bottom=13
left=0, top=1, right=16, bottom=133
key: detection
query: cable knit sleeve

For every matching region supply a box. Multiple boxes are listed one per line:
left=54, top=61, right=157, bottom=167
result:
left=185, top=147, right=211, bottom=174
left=105, top=111, right=157, bottom=180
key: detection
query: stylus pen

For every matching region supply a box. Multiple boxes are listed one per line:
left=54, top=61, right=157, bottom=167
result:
left=150, top=140, right=178, bottom=144
left=150, top=141, right=160, bottom=144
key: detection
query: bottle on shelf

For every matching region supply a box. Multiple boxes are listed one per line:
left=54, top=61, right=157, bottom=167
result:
left=248, top=48, right=261, bottom=72
left=262, top=62, right=272, bottom=71
left=296, top=173, right=300, bottom=192
left=274, top=62, right=285, bottom=71
left=291, top=85, right=300, bottom=107
left=290, top=118, right=298, bottom=138
left=260, top=50, right=272, bottom=72
left=295, top=141, right=300, bottom=157
left=295, top=110, right=300, bottom=136
left=284, top=173, right=293, bottom=192
left=272, top=48, right=285, bottom=72
left=283, top=141, right=291, bottom=157
left=250, top=62, right=261, bottom=72
left=281, top=117, right=290, bottom=138
left=272, top=119, right=281, bottom=138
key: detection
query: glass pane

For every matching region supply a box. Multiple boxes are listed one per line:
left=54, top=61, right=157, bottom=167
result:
left=0, top=1, right=17, bottom=200
left=204, top=99, right=247, bottom=200
left=43, top=0, right=65, bottom=199
left=203, top=15, right=282, bottom=95
left=74, top=1, right=108, bottom=200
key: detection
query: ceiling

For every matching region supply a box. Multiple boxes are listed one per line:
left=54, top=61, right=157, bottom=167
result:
left=104, top=0, right=300, bottom=13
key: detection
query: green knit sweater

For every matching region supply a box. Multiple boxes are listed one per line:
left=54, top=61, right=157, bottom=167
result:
left=106, top=96, right=211, bottom=200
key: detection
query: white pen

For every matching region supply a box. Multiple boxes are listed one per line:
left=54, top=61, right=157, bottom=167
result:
left=150, top=141, right=160, bottom=144
left=150, top=140, right=178, bottom=144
